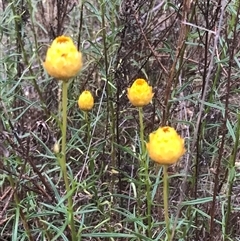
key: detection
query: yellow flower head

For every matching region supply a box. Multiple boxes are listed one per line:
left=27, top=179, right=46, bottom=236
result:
left=127, top=78, right=153, bottom=107
left=43, top=36, right=82, bottom=80
left=146, top=126, right=185, bottom=165
left=78, top=90, right=94, bottom=111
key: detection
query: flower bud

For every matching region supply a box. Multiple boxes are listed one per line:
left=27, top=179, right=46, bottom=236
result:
left=127, top=78, right=153, bottom=107
left=146, top=126, right=185, bottom=165
left=43, top=35, right=82, bottom=80
left=78, top=90, right=94, bottom=111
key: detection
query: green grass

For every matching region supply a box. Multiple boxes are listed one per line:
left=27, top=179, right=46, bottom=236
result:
left=1, top=0, right=240, bottom=240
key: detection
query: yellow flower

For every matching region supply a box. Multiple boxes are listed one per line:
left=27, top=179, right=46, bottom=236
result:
left=127, top=78, right=153, bottom=107
left=78, top=91, right=94, bottom=111
left=43, top=35, right=82, bottom=80
left=146, top=126, right=185, bottom=165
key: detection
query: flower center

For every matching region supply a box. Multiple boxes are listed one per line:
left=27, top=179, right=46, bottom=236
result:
left=163, top=127, right=170, bottom=133
left=56, top=36, right=69, bottom=44
left=136, top=79, right=145, bottom=85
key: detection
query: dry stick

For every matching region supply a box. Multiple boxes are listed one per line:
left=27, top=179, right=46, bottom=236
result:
left=222, top=3, right=240, bottom=238
left=77, top=0, right=84, bottom=50
left=162, top=4, right=189, bottom=126
left=200, top=2, right=227, bottom=239
left=170, top=1, right=227, bottom=240
left=0, top=187, right=14, bottom=220
left=134, top=14, right=168, bottom=75
left=192, top=1, right=211, bottom=238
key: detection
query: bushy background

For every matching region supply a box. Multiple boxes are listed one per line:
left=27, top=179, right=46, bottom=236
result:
left=1, top=0, right=240, bottom=240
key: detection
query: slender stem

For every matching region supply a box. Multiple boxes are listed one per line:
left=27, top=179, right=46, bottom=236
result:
left=139, top=107, right=145, bottom=155
left=84, top=111, right=93, bottom=173
left=163, top=165, right=170, bottom=239
left=61, top=81, right=77, bottom=241
left=139, top=107, right=152, bottom=237
left=84, top=111, right=90, bottom=144
left=61, top=82, right=68, bottom=186
left=144, top=157, right=152, bottom=237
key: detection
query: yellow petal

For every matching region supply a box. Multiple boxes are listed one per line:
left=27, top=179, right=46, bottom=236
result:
left=127, top=78, right=153, bottom=107
left=78, top=90, right=94, bottom=111
left=43, top=36, right=83, bottom=80
left=146, top=126, right=185, bottom=165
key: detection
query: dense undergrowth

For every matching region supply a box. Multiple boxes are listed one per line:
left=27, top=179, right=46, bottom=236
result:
left=1, top=0, right=240, bottom=240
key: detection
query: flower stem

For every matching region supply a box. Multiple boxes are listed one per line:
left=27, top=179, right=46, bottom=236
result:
left=139, top=107, right=145, bottom=155
left=84, top=111, right=90, bottom=145
left=139, top=107, right=152, bottom=237
left=144, top=157, right=152, bottom=237
left=163, top=164, right=170, bottom=239
left=84, top=111, right=93, bottom=173
left=61, top=81, right=77, bottom=241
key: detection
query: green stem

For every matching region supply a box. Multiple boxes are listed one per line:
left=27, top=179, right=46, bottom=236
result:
left=139, top=107, right=145, bottom=156
left=84, top=111, right=90, bottom=145
left=139, top=107, right=152, bottom=237
left=61, top=81, right=76, bottom=241
left=163, top=165, right=170, bottom=240
left=145, top=157, right=152, bottom=237
left=84, top=111, right=93, bottom=173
